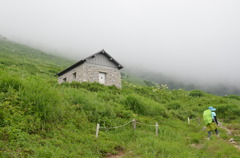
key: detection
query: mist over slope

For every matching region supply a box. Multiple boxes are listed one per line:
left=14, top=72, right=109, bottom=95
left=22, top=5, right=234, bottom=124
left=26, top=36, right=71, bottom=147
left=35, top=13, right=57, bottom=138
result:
left=1, top=0, right=240, bottom=89
left=1, top=34, right=239, bottom=96
left=1, top=38, right=240, bottom=157
left=122, top=67, right=240, bottom=96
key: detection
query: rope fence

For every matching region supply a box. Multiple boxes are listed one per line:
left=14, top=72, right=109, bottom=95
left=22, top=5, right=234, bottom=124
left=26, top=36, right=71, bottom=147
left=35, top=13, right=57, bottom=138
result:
left=187, top=117, right=201, bottom=126
left=136, top=121, right=157, bottom=127
left=100, top=120, right=133, bottom=130
left=96, top=119, right=159, bottom=138
left=96, top=117, right=203, bottom=138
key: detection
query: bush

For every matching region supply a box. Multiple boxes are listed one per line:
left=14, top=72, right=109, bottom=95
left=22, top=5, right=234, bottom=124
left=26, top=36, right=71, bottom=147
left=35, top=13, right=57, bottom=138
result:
left=62, top=82, right=108, bottom=92
left=123, top=94, right=169, bottom=118
left=0, top=75, right=23, bottom=92
left=166, top=101, right=182, bottom=110
left=217, top=104, right=240, bottom=122
left=20, top=76, right=64, bottom=124
left=224, top=95, right=240, bottom=101
left=189, top=90, right=205, bottom=97
left=124, top=94, right=146, bottom=115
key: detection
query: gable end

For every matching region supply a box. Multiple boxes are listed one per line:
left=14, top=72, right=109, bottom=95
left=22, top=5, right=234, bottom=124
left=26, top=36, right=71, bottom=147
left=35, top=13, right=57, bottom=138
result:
left=57, top=49, right=123, bottom=76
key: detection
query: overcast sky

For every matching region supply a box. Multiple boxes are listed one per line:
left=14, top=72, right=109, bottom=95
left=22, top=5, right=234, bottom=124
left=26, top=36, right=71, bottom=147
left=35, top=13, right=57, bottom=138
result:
left=1, top=0, right=240, bottom=86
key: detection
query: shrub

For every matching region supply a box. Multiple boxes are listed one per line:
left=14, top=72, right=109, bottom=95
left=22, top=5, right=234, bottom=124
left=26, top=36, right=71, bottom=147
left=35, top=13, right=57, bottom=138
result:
left=224, top=95, right=240, bottom=101
left=61, top=82, right=120, bottom=96
left=123, top=94, right=169, bottom=118
left=217, top=104, right=240, bottom=122
left=62, top=82, right=106, bottom=92
left=20, top=76, right=64, bottom=124
left=0, top=75, right=23, bottom=92
left=124, top=94, right=146, bottom=115
left=189, top=90, right=205, bottom=97
left=166, top=101, right=182, bottom=110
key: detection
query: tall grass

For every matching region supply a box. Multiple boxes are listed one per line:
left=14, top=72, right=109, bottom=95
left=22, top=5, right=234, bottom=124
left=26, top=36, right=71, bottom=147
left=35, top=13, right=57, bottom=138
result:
left=20, top=76, right=64, bottom=123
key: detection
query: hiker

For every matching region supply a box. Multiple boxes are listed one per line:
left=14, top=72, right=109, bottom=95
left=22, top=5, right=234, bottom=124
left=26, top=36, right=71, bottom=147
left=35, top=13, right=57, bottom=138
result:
left=203, top=106, right=219, bottom=140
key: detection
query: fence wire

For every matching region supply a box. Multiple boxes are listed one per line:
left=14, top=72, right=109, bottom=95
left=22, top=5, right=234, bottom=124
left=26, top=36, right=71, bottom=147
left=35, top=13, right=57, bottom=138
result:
left=99, top=117, right=201, bottom=130
left=136, top=122, right=156, bottom=127
left=99, top=119, right=157, bottom=130
left=100, top=120, right=133, bottom=130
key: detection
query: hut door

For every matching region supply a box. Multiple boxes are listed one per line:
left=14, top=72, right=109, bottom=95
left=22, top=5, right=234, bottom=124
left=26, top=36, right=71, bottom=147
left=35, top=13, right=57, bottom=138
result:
left=99, top=72, right=106, bottom=84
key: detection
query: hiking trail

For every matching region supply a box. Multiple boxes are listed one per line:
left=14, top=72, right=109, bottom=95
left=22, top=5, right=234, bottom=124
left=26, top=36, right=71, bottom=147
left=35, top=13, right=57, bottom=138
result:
left=220, top=123, right=240, bottom=150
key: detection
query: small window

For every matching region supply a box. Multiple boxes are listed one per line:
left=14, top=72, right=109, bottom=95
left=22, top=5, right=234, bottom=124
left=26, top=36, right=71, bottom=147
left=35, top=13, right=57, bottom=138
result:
left=73, top=72, right=76, bottom=79
left=63, top=78, right=67, bottom=82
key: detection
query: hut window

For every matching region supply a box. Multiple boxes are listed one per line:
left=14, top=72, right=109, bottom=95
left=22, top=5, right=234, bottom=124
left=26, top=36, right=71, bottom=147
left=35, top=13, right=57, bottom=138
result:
left=63, top=78, right=67, bottom=82
left=73, top=72, right=76, bottom=79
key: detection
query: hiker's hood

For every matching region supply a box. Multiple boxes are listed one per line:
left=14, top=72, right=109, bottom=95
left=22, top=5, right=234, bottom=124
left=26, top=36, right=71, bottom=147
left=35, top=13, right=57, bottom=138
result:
left=208, top=106, right=216, bottom=111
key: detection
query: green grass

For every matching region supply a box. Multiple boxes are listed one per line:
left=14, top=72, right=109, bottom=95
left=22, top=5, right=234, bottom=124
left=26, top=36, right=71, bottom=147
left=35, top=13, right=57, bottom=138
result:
left=1, top=39, right=240, bottom=157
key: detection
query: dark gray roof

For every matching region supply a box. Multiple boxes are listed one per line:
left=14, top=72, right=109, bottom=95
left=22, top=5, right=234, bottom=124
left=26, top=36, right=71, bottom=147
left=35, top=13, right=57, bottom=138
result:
left=57, top=49, right=123, bottom=76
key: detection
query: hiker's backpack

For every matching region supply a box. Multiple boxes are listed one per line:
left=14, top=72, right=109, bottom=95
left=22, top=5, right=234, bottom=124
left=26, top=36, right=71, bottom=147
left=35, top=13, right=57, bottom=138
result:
left=203, top=109, right=212, bottom=125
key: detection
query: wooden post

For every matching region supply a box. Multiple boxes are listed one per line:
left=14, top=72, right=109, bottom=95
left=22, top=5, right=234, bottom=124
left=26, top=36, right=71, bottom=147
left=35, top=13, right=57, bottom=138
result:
left=132, top=119, right=136, bottom=131
left=96, top=123, right=100, bottom=138
left=188, top=117, right=190, bottom=124
left=197, top=117, right=200, bottom=126
left=156, top=122, right=159, bottom=136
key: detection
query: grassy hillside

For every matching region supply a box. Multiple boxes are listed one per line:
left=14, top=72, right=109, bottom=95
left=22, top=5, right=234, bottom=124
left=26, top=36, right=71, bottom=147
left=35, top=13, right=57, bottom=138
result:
left=1, top=39, right=240, bottom=157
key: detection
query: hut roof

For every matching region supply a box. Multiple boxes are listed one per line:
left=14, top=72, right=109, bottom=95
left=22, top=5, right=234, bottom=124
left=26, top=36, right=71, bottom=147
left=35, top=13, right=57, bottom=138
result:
left=57, top=49, right=123, bottom=76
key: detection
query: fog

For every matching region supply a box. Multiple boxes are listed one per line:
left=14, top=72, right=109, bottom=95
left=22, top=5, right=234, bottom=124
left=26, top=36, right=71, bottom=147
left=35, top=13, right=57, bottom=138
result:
left=1, top=0, right=240, bottom=87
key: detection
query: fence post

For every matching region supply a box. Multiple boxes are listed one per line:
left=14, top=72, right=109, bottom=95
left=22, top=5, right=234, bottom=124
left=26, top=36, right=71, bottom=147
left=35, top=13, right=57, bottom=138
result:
left=96, top=123, right=100, bottom=138
left=197, top=117, right=200, bottom=126
left=156, top=122, right=159, bottom=136
left=132, top=119, right=136, bottom=131
left=188, top=117, right=190, bottom=124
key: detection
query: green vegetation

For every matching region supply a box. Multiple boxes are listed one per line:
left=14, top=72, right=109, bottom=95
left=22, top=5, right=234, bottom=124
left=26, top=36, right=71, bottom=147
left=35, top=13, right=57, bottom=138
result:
left=1, top=39, right=240, bottom=157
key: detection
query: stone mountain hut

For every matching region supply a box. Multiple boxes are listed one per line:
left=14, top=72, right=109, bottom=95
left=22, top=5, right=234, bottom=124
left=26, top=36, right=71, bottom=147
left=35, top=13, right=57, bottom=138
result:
left=57, top=50, right=123, bottom=88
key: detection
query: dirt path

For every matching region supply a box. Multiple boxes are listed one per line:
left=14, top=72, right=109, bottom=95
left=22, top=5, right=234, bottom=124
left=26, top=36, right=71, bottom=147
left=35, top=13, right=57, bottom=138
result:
left=106, top=122, right=240, bottom=158
left=106, top=151, right=125, bottom=158
left=219, top=123, right=240, bottom=150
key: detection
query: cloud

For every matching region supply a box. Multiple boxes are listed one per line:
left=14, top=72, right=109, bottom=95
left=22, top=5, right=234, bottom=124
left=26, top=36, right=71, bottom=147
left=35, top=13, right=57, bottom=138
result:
left=0, top=0, right=240, bottom=86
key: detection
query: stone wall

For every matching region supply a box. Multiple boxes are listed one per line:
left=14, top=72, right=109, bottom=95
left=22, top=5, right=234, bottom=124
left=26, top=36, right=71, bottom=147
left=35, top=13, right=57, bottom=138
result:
left=58, top=63, right=122, bottom=88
